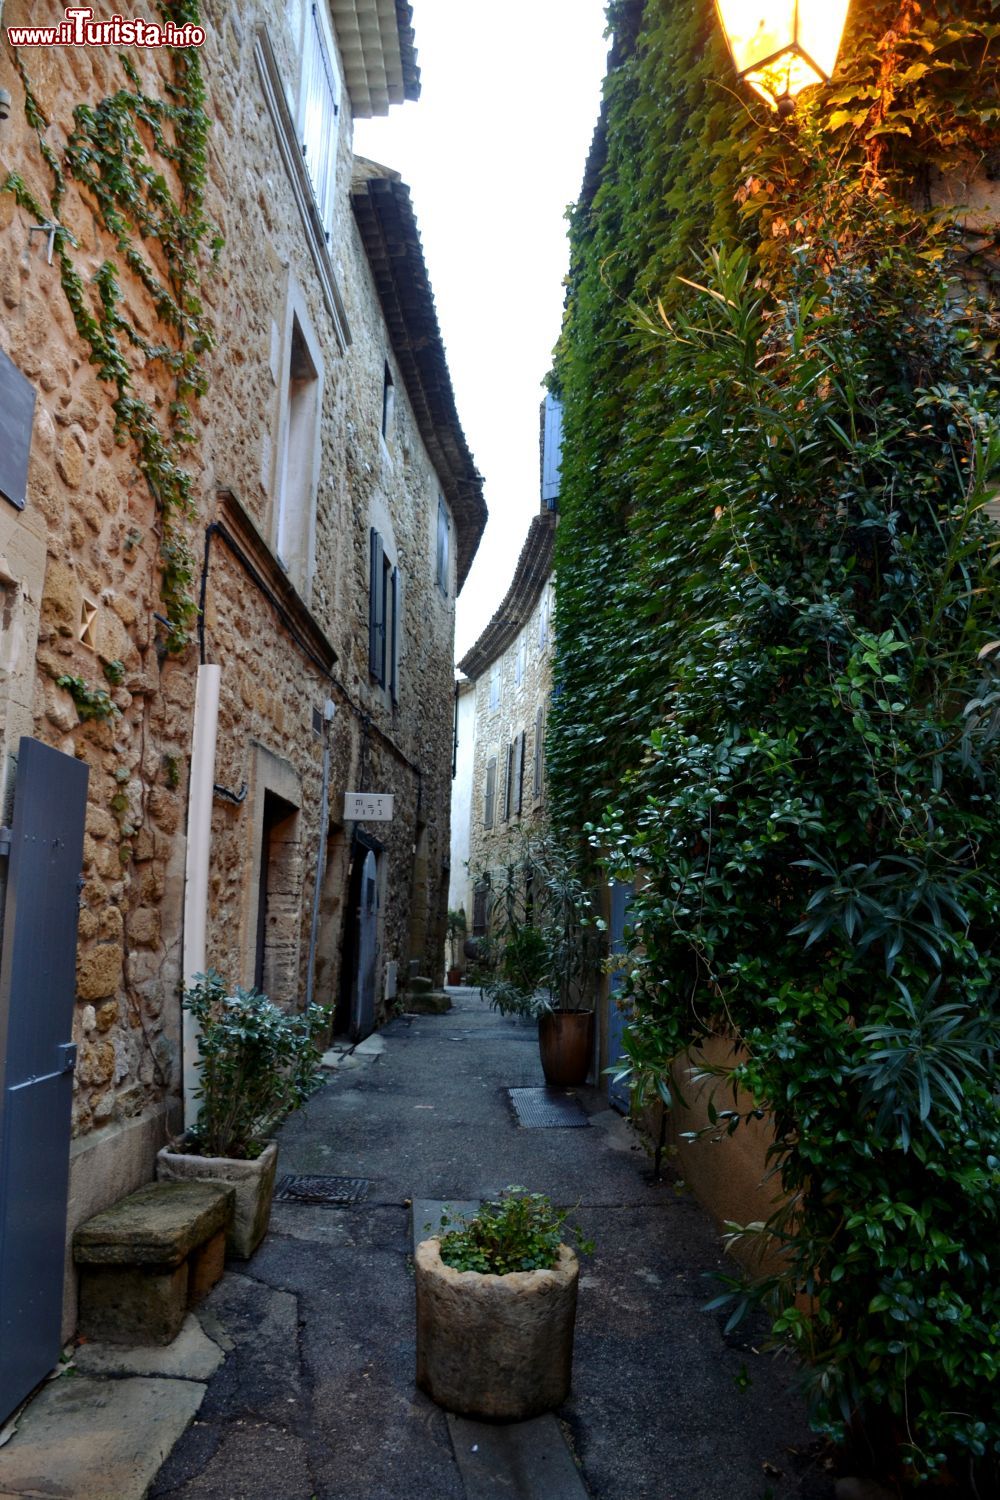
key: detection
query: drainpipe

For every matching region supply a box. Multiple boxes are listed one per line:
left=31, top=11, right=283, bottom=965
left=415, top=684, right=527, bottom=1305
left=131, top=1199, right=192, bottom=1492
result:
left=305, top=699, right=336, bottom=1009
left=182, top=663, right=221, bottom=1125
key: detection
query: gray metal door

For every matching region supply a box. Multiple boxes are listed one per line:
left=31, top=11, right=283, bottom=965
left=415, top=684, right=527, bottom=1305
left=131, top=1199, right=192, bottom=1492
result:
left=351, top=850, right=377, bottom=1041
left=0, top=738, right=88, bottom=1421
left=606, top=881, right=633, bottom=1113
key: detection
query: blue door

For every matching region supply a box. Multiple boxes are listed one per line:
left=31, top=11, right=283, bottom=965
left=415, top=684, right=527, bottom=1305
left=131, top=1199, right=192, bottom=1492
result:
left=606, top=881, right=633, bottom=1113
left=0, top=739, right=89, bottom=1421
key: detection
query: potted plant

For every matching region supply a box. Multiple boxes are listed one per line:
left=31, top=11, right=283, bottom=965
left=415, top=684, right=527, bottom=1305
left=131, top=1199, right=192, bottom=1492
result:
left=415, top=1187, right=592, bottom=1419
left=446, top=908, right=467, bottom=986
left=475, top=835, right=601, bottom=1085
left=157, top=971, right=328, bottom=1258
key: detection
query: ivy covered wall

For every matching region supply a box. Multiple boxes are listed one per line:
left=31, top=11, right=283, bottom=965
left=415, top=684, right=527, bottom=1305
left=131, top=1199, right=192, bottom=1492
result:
left=551, top=0, right=1000, bottom=1486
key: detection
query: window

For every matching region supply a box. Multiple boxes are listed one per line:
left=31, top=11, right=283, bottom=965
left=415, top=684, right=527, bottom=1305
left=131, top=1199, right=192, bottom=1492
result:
left=513, top=731, right=525, bottom=817
left=514, top=634, right=526, bottom=686
left=275, top=313, right=320, bottom=593
left=381, top=362, right=395, bottom=442
left=473, top=876, right=491, bottom=936
left=489, top=662, right=501, bottom=712
left=483, top=756, right=497, bottom=830
left=299, top=2, right=340, bottom=237
left=533, top=706, right=545, bottom=799
left=436, top=497, right=450, bottom=596
left=503, top=736, right=523, bottom=821
left=538, top=586, right=550, bottom=649
left=541, top=393, right=563, bottom=510
left=369, top=529, right=401, bottom=700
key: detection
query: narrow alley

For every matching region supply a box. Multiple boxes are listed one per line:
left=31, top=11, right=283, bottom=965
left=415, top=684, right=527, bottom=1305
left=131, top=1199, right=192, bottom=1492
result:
left=136, top=989, right=815, bottom=1500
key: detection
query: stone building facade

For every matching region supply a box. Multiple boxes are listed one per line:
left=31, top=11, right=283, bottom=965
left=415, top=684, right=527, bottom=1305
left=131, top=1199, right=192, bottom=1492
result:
left=0, top=0, right=484, bottom=1369
left=453, top=504, right=556, bottom=933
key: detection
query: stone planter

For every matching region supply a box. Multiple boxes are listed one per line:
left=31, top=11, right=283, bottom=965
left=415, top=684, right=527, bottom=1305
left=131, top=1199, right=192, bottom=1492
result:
left=415, top=1237, right=579, bottom=1419
left=156, top=1140, right=278, bottom=1260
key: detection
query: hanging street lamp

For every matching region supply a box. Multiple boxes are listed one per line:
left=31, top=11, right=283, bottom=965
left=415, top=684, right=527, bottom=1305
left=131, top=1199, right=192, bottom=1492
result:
left=714, top=0, right=852, bottom=116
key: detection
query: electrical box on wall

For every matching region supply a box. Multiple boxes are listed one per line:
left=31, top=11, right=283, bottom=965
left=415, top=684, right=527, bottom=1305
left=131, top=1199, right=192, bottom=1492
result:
left=384, top=961, right=397, bottom=1001
left=0, top=350, right=36, bottom=512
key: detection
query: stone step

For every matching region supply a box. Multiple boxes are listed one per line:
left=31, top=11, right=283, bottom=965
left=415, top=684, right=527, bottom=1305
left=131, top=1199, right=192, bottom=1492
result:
left=447, top=1414, right=591, bottom=1499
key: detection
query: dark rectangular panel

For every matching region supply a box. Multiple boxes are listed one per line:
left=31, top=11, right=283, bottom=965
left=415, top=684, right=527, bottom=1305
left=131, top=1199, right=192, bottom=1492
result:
left=0, top=738, right=89, bottom=1422
left=0, top=349, right=37, bottom=512
left=507, top=1087, right=590, bottom=1129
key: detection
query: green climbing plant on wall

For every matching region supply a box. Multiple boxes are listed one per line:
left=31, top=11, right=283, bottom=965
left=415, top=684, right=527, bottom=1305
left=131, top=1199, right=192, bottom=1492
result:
left=551, top=0, right=1000, bottom=1489
left=1, top=0, right=220, bottom=653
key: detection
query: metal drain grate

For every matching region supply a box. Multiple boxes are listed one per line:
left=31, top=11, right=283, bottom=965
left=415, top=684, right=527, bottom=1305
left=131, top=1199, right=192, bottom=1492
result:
left=507, top=1088, right=590, bottom=1129
left=273, top=1174, right=371, bottom=1207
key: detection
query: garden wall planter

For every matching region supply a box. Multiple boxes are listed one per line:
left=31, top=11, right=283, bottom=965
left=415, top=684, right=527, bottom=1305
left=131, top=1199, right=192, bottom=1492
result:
left=538, top=1010, right=594, bottom=1086
left=155, top=1140, right=278, bottom=1259
left=415, top=1237, right=579, bottom=1419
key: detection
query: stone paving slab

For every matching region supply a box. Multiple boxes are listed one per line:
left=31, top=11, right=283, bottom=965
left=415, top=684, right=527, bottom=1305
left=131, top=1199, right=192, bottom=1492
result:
left=0, top=1374, right=205, bottom=1500
left=72, top=1314, right=225, bottom=1382
left=447, top=1414, right=591, bottom=1499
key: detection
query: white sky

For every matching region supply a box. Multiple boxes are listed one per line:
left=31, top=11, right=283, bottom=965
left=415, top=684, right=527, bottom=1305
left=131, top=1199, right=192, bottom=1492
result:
left=353, top=0, right=609, bottom=663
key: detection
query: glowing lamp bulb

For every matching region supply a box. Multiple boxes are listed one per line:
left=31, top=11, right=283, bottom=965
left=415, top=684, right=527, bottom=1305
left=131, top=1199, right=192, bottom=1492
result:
left=714, top=0, right=851, bottom=114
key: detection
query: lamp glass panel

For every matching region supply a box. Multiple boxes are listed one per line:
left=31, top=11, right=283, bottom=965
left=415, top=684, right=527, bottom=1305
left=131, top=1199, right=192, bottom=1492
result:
left=715, top=0, right=797, bottom=77
left=797, top=0, right=852, bottom=80
left=745, top=51, right=824, bottom=108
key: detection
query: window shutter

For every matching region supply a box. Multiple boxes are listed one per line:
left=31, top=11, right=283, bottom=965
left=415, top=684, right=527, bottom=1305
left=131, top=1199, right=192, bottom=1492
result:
left=390, top=567, right=402, bottom=702
left=514, top=731, right=525, bottom=815
left=484, top=757, right=496, bottom=830
left=503, top=741, right=515, bottom=822
left=369, top=529, right=384, bottom=679
left=533, top=707, right=544, bottom=797
left=541, top=393, right=563, bottom=508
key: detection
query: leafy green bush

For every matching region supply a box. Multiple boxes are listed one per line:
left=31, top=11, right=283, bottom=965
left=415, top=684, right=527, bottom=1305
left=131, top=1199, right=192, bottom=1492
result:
left=575, top=233, right=1000, bottom=1486
left=436, top=1187, right=593, bottom=1275
left=472, top=833, right=602, bottom=1018
left=548, top=3, right=1000, bottom=1484
left=183, top=970, right=328, bottom=1159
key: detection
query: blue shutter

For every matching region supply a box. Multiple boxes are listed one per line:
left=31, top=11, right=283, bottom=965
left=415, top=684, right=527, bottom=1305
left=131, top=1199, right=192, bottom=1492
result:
left=541, top=394, right=563, bottom=509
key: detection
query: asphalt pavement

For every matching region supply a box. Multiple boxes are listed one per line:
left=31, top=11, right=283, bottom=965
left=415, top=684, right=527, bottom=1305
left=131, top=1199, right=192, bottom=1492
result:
left=0, top=987, right=826, bottom=1500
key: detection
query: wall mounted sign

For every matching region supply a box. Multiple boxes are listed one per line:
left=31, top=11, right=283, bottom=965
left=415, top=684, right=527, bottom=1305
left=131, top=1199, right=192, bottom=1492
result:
left=344, top=792, right=394, bottom=822
left=0, top=349, right=36, bottom=512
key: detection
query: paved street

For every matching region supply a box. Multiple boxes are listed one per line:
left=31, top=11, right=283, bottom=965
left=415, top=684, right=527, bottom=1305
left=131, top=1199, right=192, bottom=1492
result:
left=140, top=989, right=818, bottom=1500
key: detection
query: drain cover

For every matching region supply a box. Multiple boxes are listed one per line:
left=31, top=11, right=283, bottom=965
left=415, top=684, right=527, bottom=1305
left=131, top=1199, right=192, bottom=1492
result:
left=507, top=1088, right=590, bottom=1128
left=273, top=1174, right=371, bottom=1206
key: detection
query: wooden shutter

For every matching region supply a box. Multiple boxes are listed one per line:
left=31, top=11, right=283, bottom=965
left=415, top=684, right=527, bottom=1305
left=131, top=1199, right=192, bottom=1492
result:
left=541, top=393, right=563, bottom=508
left=484, top=757, right=496, bottom=829
left=369, top=529, right=384, bottom=679
left=390, top=567, right=402, bottom=702
left=533, top=707, right=544, bottom=797
left=513, top=731, right=525, bottom=815
left=503, top=741, right=515, bottom=822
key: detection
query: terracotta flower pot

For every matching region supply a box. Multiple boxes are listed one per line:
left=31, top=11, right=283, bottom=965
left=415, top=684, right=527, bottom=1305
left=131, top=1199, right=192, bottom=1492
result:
left=156, top=1140, right=278, bottom=1259
left=538, top=1009, right=594, bottom=1086
left=415, top=1237, right=579, bottom=1419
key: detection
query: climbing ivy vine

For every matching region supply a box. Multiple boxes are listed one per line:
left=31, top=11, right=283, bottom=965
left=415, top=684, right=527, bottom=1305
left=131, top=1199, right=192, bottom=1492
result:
left=1, top=0, right=220, bottom=653
left=551, top=0, right=1000, bottom=1488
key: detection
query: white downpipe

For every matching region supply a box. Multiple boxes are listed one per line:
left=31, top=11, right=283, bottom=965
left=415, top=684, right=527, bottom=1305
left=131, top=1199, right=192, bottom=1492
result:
left=182, top=663, right=221, bottom=1126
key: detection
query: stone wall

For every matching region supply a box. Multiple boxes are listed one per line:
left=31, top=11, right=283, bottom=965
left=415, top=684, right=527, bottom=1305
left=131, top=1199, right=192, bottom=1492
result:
left=0, top=0, right=469, bottom=1336
left=464, top=575, right=554, bottom=921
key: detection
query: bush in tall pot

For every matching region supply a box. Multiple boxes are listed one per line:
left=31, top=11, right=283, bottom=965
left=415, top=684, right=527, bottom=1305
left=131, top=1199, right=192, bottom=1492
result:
left=157, top=971, right=328, bottom=1257
left=475, top=834, right=601, bottom=1085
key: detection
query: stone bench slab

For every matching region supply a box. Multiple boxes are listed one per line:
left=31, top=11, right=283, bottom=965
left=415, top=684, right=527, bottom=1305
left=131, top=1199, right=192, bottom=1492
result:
left=74, top=1181, right=235, bottom=1268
